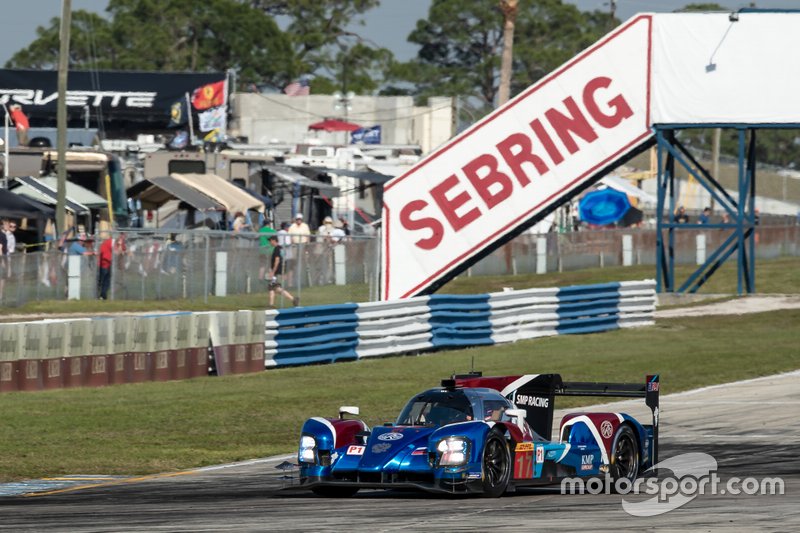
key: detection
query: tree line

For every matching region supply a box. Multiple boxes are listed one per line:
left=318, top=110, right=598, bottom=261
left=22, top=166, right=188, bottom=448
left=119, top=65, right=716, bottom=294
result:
left=7, top=0, right=797, bottom=167
left=7, top=1, right=613, bottom=108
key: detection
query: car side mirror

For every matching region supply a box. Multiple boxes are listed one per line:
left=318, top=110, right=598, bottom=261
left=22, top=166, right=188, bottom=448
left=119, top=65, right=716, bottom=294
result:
left=339, top=406, right=360, bottom=419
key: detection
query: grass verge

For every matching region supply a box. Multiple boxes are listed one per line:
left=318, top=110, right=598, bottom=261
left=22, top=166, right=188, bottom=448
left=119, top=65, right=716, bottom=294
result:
left=1, top=308, right=798, bottom=482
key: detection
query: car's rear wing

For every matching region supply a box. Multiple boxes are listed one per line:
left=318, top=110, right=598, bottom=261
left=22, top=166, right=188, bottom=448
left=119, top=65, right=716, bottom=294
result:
left=558, top=375, right=660, bottom=463
left=452, top=373, right=659, bottom=463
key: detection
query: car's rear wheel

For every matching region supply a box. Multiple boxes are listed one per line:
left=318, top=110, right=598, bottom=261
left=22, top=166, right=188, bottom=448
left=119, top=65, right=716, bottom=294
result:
left=610, top=425, right=639, bottom=490
left=481, top=432, right=511, bottom=497
left=311, top=486, right=359, bottom=498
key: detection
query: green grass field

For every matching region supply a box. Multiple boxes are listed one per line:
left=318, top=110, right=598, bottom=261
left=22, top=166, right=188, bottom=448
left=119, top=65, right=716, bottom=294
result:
left=1, top=308, right=798, bottom=482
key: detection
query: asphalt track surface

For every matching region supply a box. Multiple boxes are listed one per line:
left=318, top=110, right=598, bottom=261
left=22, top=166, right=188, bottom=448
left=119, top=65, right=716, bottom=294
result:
left=2, top=371, right=798, bottom=532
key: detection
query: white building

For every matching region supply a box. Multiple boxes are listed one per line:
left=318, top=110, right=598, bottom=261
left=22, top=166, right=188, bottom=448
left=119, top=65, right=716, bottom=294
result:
left=229, top=93, right=454, bottom=154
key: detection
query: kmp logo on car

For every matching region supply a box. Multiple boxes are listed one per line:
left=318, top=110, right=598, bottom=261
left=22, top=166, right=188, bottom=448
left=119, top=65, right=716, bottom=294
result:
left=378, top=432, right=404, bottom=441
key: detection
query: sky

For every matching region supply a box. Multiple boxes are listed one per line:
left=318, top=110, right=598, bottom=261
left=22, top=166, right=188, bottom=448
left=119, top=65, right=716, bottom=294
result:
left=1, top=0, right=797, bottom=66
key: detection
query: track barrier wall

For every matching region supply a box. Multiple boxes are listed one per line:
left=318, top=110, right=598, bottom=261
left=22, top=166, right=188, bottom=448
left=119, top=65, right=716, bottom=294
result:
left=265, top=280, right=656, bottom=368
left=0, top=280, right=655, bottom=392
left=0, top=309, right=250, bottom=393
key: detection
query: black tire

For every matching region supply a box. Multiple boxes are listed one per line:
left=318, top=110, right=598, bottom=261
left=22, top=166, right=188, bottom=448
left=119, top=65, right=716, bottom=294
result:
left=481, top=432, right=511, bottom=498
left=311, top=486, right=359, bottom=498
left=610, top=424, right=640, bottom=491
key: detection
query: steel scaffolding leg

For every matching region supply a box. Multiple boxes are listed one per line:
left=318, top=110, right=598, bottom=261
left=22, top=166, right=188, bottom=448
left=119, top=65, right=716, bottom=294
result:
left=655, top=127, right=757, bottom=294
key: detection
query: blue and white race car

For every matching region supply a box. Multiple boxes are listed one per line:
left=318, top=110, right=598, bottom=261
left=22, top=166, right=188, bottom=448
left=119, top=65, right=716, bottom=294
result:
left=296, top=373, right=659, bottom=497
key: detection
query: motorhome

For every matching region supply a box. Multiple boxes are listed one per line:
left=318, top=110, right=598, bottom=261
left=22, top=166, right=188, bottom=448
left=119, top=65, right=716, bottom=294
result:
left=1, top=146, right=128, bottom=228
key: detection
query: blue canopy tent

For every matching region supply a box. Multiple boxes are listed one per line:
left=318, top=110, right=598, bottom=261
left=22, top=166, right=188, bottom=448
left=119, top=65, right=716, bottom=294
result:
left=578, top=188, right=631, bottom=226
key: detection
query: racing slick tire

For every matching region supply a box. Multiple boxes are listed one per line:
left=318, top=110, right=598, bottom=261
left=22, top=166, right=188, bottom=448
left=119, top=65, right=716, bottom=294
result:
left=481, top=431, right=511, bottom=498
left=311, top=486, right=360, bottom=498
left=609, top=424, right=640, bottom=492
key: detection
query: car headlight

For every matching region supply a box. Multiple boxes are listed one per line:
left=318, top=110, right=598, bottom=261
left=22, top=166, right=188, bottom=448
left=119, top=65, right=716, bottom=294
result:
left=299, top=435, right=316, bottom=464
left=437, top=437, right=470, bottom=466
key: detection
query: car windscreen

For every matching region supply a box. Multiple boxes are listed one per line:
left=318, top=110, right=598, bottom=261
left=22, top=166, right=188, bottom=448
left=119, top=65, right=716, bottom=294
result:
left=396, top=390, right=473, bottom=427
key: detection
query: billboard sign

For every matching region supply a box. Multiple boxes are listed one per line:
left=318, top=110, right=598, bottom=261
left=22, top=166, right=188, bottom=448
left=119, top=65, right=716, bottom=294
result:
left=382, top=16, right=653, bottom=300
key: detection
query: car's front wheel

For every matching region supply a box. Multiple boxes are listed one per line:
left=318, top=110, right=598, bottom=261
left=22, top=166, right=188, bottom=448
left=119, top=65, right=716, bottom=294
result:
left=481, top=432, right=511, bottom=497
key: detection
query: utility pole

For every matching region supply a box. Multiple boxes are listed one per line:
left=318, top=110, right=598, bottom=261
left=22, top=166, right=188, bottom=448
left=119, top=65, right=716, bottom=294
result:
left=498, top=0, right=518, bottom=274
left=56, top=0, right=72, bottom=236
left=497, top=0, right=518, bottom=107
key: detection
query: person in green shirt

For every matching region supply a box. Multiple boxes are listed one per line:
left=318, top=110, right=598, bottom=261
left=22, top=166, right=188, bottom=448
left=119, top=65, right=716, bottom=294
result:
left=258, top=219, right=277, bottom=283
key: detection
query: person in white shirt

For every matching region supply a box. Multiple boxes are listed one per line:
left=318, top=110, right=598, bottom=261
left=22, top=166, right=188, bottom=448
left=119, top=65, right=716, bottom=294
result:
left=3, top=219, right=17, bottom=255
left=0, top=219, right=16, bottom=299
left=288, top=213, right=310, bottom=244
left=315, top=216, right=336, bottom=284
left=317, top=216, right=335, bottom=241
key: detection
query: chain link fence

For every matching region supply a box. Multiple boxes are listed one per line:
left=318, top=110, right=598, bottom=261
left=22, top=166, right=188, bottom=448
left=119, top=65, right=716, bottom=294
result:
left=0, top=223, right=797, bottom=308
left=0, top=228, right=379, bottom=308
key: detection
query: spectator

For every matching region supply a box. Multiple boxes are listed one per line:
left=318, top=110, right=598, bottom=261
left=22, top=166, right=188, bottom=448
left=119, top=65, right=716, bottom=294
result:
left=258, top=219, right=277, bottom=282
left=288, top=213, right=310, bottom=284
left=2, top=220, right=18, bottom=292
left=68, top=228, right=93, bottom=256
left=267, top=235, right=298, bottom=307
left=337, top=216, right=351, bottom=236
left=675, top=206, right=689, bottom=224
left=40, top=219, right=58, bottom=287
left=288, top=213, right=310, bottom=244
left=316, top=216, right=336, bottom=284
left=699, top=207, right=711, bottom=224
left=277, top=221, right=290, bottom=246
left=277, top=221, right=294, bottom=286
left=8, top=104, right=29, bottom=146
left=97, top=232, right=125, bottom=300
left=317, top=216, right=335, bottom=241
left=330, top=223, right=346, bottom=244
left=162, top=233, right=182, bottom=274
left=232, top=211, right=250, bottom=232
left=3, top=219, right=17, bottom=255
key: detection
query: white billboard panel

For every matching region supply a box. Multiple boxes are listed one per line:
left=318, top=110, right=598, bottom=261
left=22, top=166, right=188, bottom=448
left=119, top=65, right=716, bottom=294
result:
left=652, top=13, right=800, bottom=124
left=382, top=16, right=653, bottom=300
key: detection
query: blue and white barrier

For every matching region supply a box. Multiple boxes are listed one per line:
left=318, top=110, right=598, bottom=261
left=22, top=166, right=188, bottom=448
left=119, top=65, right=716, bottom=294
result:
left=0, top=280, right=656, bottom=391
left=263, top=280, right=656, bottom=368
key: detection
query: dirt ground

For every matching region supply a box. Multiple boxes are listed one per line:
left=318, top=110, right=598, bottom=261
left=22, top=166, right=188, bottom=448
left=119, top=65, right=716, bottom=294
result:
left=655, top=294, right=800, bottom=318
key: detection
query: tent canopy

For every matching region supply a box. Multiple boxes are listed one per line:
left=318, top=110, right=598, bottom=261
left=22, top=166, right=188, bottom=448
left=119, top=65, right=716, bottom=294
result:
left=308, top=118, right=362, bottom=132
left=265, top=165, right=340, bottom=197
left=38, top=177, right=108, bottom=208
left=11, top=176, right=108, bottom=213
left=128, top=176, right=225, bottom=212
left=0, top=188, right=55, bottom=219
left=11, top=176, right=91, bottom=215
left=578, top=188, right=631, bottom=226
left=286, top=164, right=391, bottom=185
left=170, top=173, right=265, bottom=213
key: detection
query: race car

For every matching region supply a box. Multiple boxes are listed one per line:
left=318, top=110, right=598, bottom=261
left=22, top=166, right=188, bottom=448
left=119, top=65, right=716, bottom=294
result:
left=296, top=373, right=659, bottom=497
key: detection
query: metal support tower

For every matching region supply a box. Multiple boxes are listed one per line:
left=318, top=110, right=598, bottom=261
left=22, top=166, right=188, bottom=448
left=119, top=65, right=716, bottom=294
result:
left=655, top=126, right=757, bottom=294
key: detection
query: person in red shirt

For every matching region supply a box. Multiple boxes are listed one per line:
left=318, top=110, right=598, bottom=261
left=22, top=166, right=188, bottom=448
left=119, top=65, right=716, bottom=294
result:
left=8, top=104, right=29, bottom=146
left=97, top=235, right=114, bottom=299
